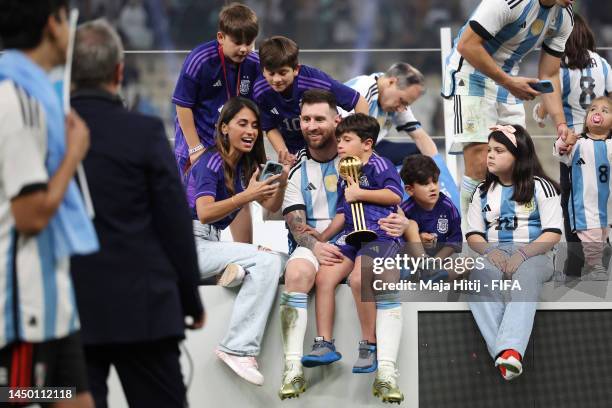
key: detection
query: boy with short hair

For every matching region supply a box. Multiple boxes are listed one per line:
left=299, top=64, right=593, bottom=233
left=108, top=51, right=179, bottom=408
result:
left=400, top=154, right=462, bottom=260
left=303, top=113, right=405, bottom=403
left=172, top=2, right=260, bottom=173
left=254, top=35, right=369, bottom=164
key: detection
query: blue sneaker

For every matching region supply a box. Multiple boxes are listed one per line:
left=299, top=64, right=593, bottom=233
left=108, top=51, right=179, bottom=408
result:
left=301, top=336, right=342, bottom=367
left=352, top=340, right=377, bottom=373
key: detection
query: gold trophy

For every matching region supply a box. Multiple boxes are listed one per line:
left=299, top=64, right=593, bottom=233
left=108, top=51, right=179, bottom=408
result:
left=338, top=156, right=378, bottom=247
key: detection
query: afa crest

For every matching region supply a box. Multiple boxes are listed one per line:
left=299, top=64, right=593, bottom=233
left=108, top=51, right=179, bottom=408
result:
left=437, top=217, right=449, bottom=234
left=359, top=174, right=369, bottom=187
left=240, top=79, right=250, bottom=95
left=524, top=198, right=535, bottom=212
left=324, top=174, right=338, bottom=192
left=531, top=19, right=545, bottom=36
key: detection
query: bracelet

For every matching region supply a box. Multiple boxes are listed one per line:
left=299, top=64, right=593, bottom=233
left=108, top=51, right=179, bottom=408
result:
left=231, top=196, right=240, bottom=209
left=188, top=144, right=205, bottom=155
left=483, top=246, right=497, bottom=256
left=517, top=248, right=529, bottom=261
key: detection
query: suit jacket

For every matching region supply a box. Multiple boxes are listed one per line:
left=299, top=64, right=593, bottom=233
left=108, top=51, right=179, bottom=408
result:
left=70, top=89, right=203, bottom=345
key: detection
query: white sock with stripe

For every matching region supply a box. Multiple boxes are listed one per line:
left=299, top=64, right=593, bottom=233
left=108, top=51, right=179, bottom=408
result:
left=280, top=292, right=308, bottom=362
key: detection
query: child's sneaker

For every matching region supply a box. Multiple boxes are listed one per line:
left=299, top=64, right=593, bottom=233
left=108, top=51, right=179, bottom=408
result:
left=352, top=340, right=377, bottom=373
left=495, top=349, right=523, bottom=381
left=215, top=348, right=264, bottom=385
left=218, top=263, right=246, bottom=287
left=301, top=336, right=342, bottom=367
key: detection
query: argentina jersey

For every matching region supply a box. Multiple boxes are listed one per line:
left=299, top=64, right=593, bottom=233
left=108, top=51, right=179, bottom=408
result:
left=341, top=73, right=421, bottom=143
left=442, top=0, right=573, bottom=104
left=282, top=150, right=341, bottom=253
left=554, top=137, right=612, bottom=231
left=466, top=177, right=562, bottom=243
left=560, top=51, right=612, bottom=133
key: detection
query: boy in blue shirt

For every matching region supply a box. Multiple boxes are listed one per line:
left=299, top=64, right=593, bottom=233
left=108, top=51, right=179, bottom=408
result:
left=253, top=36, right=369, bottom=164
left=172, top=3, right=260, bottom=173
left=400, top=154, right=462, bottom=279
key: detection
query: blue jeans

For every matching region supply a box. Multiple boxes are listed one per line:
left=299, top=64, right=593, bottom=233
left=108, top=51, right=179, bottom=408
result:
left=193, top=221, right=286, bottom=356
left=468, top=243, right=554, bottom=360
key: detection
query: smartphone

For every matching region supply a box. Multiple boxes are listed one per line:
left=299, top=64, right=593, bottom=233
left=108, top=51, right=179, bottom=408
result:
left=529, top=80, right=554, bottom=94
left=260, top=160, right=283, bottom=182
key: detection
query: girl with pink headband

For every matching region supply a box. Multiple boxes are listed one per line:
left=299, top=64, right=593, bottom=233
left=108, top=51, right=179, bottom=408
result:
left=465, top=124, right=563, bottom=381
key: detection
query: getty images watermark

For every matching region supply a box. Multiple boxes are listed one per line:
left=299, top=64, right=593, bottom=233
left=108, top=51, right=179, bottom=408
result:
left=358, top=242, right=611, bottom=302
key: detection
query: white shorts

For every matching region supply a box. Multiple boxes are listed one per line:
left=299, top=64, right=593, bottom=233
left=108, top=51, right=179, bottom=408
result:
left=287, top=246, right=320, bottom=271
left=449, top=95, right=526, bottom=154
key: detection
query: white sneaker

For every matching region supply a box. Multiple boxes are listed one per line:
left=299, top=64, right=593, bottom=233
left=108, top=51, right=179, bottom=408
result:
left=215, top=348, right=264, bottom=385
left=218, top=263, right=246, bottom=287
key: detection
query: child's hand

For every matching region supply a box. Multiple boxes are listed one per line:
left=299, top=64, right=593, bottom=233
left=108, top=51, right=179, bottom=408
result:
left=503, top=252, right=525, bottom=276
left=486, top=248, right=509, bottom=272
left=564, top=129, right=577, bottom=146
left=305, top=227, right=325, bottom=242
left=420, top=232, right=437, bottom=249
left=279, top=150, right=297, bottom=166
left=344, top=176, right=363, bottom=203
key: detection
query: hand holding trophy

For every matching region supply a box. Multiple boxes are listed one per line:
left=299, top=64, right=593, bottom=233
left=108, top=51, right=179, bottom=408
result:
left=338, top=155, right=378, bottom=247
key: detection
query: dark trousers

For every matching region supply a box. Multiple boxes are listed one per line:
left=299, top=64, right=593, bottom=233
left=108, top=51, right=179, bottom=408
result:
left=560, top=163, right=585, bottom=276
left=84, top=339, right=186, bottom=408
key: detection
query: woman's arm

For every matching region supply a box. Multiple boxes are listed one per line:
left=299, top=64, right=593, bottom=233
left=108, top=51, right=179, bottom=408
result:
left=196, top=194, right=245, bottom=225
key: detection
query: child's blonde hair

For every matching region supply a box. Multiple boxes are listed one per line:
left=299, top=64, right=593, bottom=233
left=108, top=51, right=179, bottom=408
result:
left=583, top=96, right=612, bottom=136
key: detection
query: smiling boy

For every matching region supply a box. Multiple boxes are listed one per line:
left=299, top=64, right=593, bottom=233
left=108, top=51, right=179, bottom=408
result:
left=253, top=36, right=369, bottom=165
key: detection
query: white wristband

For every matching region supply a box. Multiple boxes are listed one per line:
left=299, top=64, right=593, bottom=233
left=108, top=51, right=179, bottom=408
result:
left=188, top=144, right=204, bottom=155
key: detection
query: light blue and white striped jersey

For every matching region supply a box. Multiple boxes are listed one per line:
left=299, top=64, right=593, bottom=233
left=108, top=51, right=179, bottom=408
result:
left=560, top=51, right=612, bottom=133
left=466, top=177, right=562, bottom=243
left=553, top=136, right=612, bottom=231
left=442, top=0, right=574, bottom=104
left=340, top=73, right=421, bottom=143
left=282, top=149, right=341, bottom=252
left=0, top=80, right=80, bottom=348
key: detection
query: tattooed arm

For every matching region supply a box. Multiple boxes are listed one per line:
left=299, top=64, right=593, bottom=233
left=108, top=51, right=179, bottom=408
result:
left=285, top=209, right=317, bottom=250
left=284, top=209, right=344, bottom=265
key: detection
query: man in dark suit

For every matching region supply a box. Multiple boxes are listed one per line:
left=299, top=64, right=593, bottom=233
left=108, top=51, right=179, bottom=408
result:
left=69, top=19, right=204, bottom=408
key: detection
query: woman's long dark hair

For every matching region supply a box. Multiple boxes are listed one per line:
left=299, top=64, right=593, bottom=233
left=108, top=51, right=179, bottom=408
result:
left=214, top=97, right=266, bottom=195
left=563, top=13, right=596, bottom=70
left=480, top=125, right=560, bottom=204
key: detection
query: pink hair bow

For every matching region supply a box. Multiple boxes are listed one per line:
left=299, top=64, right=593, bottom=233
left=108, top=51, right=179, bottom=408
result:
left=489, top=125, right=517, bottom=147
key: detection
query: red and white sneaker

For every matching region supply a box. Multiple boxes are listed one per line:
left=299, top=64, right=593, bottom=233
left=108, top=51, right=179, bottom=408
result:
left=215, top=348, right=264, bottom=385
left=495, top=349, right=523, bottom=381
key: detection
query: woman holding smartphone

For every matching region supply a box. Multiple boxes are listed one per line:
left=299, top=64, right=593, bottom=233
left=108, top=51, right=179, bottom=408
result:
left=185, top=96, right=288, bottom=385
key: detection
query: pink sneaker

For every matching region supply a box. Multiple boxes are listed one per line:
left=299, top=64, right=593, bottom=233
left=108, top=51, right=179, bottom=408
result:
left=215, top=348, right=264, bottom=385
left=217, top=263, right=246, bottom=287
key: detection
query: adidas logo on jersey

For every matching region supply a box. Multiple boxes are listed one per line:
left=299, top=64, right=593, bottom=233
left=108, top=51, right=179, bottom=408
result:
left=270, top=107, right=279, bottom=115
left=482, top=204, right=492, bottom=212
left=576, top=158, right=586, bottom=166
left=213, top=80, right=222, bottom=87
left=458, top=79, right=465, bottom=87
left=306, top=182, right=317, bottom=191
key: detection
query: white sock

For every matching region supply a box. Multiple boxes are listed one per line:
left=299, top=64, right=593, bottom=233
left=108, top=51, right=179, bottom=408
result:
left=280, top=292, right=308, bottom=362
left=376, top=303, right=402, bottom=368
